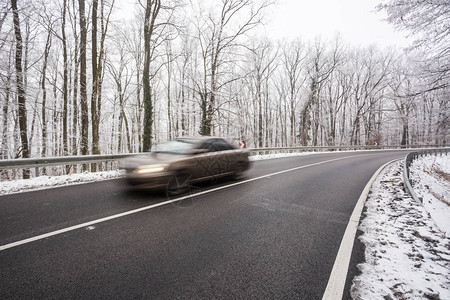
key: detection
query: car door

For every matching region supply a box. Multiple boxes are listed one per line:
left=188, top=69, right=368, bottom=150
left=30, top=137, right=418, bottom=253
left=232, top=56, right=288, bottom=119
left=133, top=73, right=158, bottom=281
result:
left=207, top=138, right=234, bottom=175
left=192, top=138, right=235, bottom=180
left=192, top=139, right=217, bottom=180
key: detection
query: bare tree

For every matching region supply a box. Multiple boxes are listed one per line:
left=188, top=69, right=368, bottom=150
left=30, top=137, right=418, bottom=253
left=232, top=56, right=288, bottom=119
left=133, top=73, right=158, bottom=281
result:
left=91, top=0, right=99, bottom=156
left=2, top=0, right=449, bottom=181
left=176, top=35, right=195, bottom=137
left=122, top=15, right=144, bottom=151
left=377, top=0, right=450, bottom=90
left=279, top=39, right=307, bottom=145
left=192, top=0, right=273, bottom=136
left=139, top=0, right=181, bottom=150
left=142, top=0, right=160, bottom=151
left=62, top=0, right=68, bottom=157
left=68, top=0, right=80, bottom=156
left=107, top=39, right=133, bottom=153
left=246, top=38, right=278, bottom=147
left=300, top=38, right=341, bottom=146
left=322, top=65, right=351, bottom=146
left=11, top=0, right=30, bottom=178
left=40, top=23, right=52, bottom=158
left=349, top=47, right=393, bottom=145
left=89, top=0, right=114, bottom=169
left=1, top=48, right=13, bottom=160
left=78, top=0, right=88, bottom=157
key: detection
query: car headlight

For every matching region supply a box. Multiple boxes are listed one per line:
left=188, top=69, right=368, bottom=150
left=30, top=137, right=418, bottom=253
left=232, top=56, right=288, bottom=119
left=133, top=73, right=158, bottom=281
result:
left=134, top=164, right=167, bottom=174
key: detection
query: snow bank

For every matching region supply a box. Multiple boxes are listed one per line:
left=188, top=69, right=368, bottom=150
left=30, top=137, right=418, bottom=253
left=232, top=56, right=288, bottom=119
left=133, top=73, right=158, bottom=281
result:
left=351, top=160, right=450, bottom=300
left=250, top=151, right=318, bottom=161
left=409, top=154, right=450, bottom=236
left=0, top=170, right=125, bottom=195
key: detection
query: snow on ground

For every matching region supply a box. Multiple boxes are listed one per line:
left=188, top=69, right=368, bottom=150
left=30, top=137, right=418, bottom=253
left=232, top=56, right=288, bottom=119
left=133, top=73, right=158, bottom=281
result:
left=2, top=151, right=450, bottom=300
left=351, top=157, right=450, bottom=300
left=0, top=170, right=125, bottom=196
left=250, top=151, right=328, bottom=161
left=409, top=155, right=450, bottom=236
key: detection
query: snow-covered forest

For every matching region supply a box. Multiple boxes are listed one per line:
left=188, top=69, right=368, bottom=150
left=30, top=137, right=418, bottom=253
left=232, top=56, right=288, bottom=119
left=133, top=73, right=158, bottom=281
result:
left=1, top=0, right=449, bottom=162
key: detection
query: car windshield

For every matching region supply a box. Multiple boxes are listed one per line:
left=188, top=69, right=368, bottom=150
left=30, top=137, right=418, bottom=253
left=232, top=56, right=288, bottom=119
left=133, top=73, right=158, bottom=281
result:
left=153, top=139, right=197, bottom=154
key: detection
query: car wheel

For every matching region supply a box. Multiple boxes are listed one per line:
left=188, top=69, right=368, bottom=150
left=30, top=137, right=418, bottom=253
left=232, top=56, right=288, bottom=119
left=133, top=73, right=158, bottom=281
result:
left=166, top=171, right=191, bottom=197
left=233, top=161, right=248, bottom=180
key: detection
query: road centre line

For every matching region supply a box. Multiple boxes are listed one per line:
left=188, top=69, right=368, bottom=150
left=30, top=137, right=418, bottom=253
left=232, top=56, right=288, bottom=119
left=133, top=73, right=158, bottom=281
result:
left=1, top=154, right=371, bottom=251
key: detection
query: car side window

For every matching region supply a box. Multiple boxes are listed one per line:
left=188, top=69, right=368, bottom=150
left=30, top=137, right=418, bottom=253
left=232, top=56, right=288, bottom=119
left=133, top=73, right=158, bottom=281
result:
left=211, top=139, right=233, bottom=151
left=199, top=140, right=215, bottom=152
left=198, top=139, right=233, bottom=152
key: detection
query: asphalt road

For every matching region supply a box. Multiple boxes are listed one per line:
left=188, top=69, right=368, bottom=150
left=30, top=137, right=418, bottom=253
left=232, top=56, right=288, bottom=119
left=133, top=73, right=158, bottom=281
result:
left=1, top=150, right=409, bottom=299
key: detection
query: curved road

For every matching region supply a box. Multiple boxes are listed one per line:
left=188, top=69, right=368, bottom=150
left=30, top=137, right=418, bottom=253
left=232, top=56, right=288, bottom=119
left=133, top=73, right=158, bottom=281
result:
left=0, top=150, right=408, bottom=299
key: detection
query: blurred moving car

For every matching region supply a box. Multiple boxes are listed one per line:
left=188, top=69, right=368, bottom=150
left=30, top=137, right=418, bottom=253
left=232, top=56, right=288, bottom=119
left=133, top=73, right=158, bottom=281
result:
left=121, top=137, right=251, bottom=194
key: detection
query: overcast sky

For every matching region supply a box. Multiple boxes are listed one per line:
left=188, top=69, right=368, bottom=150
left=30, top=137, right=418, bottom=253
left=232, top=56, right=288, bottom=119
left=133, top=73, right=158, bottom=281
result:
left=116, top=0, right=410, bottom=48
left=263, top=0, right=410, bottom=47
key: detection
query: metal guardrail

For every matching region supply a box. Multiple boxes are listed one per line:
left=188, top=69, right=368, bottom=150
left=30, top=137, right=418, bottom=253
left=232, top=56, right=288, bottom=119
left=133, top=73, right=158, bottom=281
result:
left=0, top=153, right=132, bottom=171
left=403, top=148, right=450, bottom=204
left=0, top=144, right=446, bottom=177
left=249, top=144, right=442, bottom=153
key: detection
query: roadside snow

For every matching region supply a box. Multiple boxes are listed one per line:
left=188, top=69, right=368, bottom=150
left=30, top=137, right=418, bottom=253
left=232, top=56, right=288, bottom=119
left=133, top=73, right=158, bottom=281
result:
left=410, top=155, right=450, bottom=236
left=0, top=170, right=125, bottom=195
left=250, top=151, right=327, bottom=160
left=351, top=158, right=450, bottom=300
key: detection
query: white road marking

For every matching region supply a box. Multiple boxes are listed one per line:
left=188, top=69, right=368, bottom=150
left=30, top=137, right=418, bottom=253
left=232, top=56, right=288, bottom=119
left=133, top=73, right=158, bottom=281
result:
left=1, top=154, right=371, bottom=252
left=322, top=159, right=400, bottom=300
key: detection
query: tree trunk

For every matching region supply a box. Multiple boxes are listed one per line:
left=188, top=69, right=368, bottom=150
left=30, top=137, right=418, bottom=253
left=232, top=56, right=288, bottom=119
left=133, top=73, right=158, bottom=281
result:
left=118, top=110, right=123, bottom=153
left=71, top=1, right=79, bottom=156
left=199, top=92, right=209, bottom=136
left=199, top=91, right=210, bottom=136
left=123, top=111, right=132, bottom=153
left=41, top=29, right=52, bottom=158
left=166, top=48, right=172, bottom=140
left=11, top=0, right=30, bottom=178
left=62, top=0, right=68, bottom=160
left=142, top=0, right=160, bottom=151
left=78, top=0, right=89, bottom=158
left=91, top=0, right=99, bottom=162
left=401, top=122, right=408, bottom=145
left=2, top=58, right=11, bottom=160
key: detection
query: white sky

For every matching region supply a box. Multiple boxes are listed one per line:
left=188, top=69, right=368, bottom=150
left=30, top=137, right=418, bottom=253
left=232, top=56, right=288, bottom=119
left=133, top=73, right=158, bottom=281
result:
left=115, top=0, right=410, bottom=48
left=263, top=0, right=410, bottom=47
